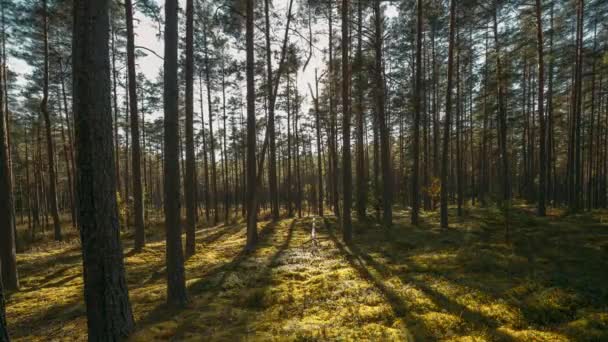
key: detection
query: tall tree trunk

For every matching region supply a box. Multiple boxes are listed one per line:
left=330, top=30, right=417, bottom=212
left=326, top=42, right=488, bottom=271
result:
left=374, top=0, right=392, bottom=227
left=245, top=0, right=258, bottom=250
left=0, top=65, right=18, bottom=292
left=342, top=0, right=352, bottom=241
left=354, top=0, right=366, bottom=220
left=72, top=0, right=135, bottom=338
left=493, top=3, right=512, bottom=240
left=163, top=0, right=187, bottom=306
left=311, top=70, right=324, bottom=216
left=199, top=73, right=210, bottom=222
left=535, top=0, right=546, bottom=216
left=264, top=0, right=279, bottom=221
left=203, top=23, right=218, bottom=225
left=411, top=0, right=423, bottom=225
left=440, top=0, right=456, bottom=229
left=125, top=0, right=146, bottom=251
left=184, top=0, right=196, bottom=256
left=41, top=0, right=61, bottom=241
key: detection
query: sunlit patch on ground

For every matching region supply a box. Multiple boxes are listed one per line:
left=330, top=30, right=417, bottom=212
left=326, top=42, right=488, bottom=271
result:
left=5, top=206, right=608, bottom=341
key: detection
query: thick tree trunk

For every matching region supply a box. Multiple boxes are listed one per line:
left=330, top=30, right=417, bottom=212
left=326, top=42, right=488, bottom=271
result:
left=72, top=0, right=135, bottom=338
left=162, top=0, right=188, bottom=306
left=125, top=0, right=146, bottom=251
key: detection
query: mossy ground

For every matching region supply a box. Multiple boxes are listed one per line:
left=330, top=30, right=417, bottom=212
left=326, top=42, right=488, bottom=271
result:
left=5, top=206, right=608, bottom=341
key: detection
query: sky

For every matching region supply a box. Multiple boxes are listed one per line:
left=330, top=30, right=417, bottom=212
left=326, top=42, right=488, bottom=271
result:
left=9, top=0, right=398, bottom=122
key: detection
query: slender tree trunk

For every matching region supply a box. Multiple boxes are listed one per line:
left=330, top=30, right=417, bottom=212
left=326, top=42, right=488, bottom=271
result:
left=203, top=23, right=218, bottom=225
left=311, top=70, right=324, bottom=216
left=125, top=0, right=146, bottom=251
left=41, top=0, right=61, bottom=241
left=355, top=0, right=366, bottom=220
left=163, top=0, right=187, bottom=306
left=411, top=0, right=423, bottom=225
left=72, top=0, right=135, bottom=338
left=0, top=65, right=18, bottom=292
left=184, top=0, right=196, bottom=256
left=245, top=0, right=258, bottom=250
left=440, top=0, right=456, bottom=229
left=536, top=0, right=546, bottom=216
left=342, top=0, right=352, bottom=241
left=264, top=0, right=279, bottom=221
left=493, top=3, right=512, bottom=240
left=374, top=0, right=392, bottom=227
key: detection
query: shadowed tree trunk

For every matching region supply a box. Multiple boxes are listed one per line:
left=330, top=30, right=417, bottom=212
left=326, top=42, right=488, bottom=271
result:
left=411, top=0, right=422, bottom=225
left=0, top=269, right=7, bottom=341
left=245, top=0, right=258, bottom=250
left=72, top=0, right=135, bottom=338
left=184, top=0, right=196, bottom=256
left=41, top=0, right=61, bottom=241
left=354, top=0, right=366, bottom=220
left=264, top=0, right=279, bottom=221
left=342, top=0, right=352, bottom=242
left=373, top=0, right=392, bottom=228
left=0, top=65, right=18, bottom=292
left=440, top=0, right=456, bottom=229
left=535, top=0, right=546, bottom=216
left=125, top=0, right=146, bottom=251
left=163, top=0, right=187, bottom=306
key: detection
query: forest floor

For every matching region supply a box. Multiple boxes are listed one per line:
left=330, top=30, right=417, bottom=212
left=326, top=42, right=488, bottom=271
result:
left=5, top=205, right=608, bottom=341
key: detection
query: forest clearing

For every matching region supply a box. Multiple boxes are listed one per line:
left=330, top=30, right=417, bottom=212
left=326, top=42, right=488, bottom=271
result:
left=6, top=207, right=608, bottom=341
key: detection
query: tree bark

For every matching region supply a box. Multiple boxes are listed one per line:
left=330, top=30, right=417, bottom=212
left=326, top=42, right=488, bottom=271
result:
left=245, top=0, right=258, bottom=250
left=535, top=0, right=546, bottom=216
left=184, top=0, right=196, bottom=256
left=411, top=0, right=423, bottom=225
left=72, top=0, right=135, bottom=338
left=373, top=0, right=392, bottom=227
left=0, top=65, right=18, bottom=292
left=125, top=0, right=146, bottom=251
left=41, top=0, right=61, bottom=241
left=440, top=0, right=456, bottom=229
left=342, top=0, right=352, bottom=241
left=162, top=0, right=187, bottom=306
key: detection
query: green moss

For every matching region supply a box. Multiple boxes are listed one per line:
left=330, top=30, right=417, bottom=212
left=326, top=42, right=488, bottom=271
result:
left=7, top=208, right=608, bottom=341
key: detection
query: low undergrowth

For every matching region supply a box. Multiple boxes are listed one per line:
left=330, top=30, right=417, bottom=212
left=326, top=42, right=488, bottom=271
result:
left=5, top=206, right=608, bottom=341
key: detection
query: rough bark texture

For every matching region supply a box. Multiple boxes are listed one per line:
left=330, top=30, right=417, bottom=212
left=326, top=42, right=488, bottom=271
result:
left=163, top=0, right=188, bottom=306
left=72, top=0, right=135, bottom=339
left=125, top=0, right=146, bottom=251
